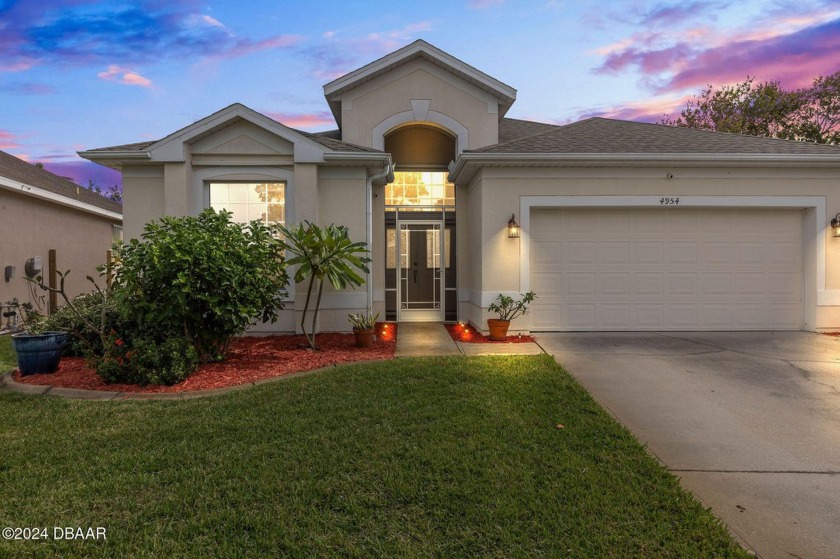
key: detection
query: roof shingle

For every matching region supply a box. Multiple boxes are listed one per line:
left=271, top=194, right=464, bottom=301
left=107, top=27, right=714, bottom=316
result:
left=0, top=150, right=122, bottom=214
left=471, top=117, right=840, bottom=155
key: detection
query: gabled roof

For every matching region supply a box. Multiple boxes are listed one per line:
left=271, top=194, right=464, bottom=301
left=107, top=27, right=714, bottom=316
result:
left=323, top=39, right=517, bottom=127
left=80, top=103, right=389, bottom=169
left=471, top=117, right=840, bottom=155
left=0, top=150, right=122, bottom=217
left=451, top=117, right=840, bottom=183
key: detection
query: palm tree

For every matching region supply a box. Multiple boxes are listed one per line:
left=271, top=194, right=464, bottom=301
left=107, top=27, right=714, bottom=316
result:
left=276, top=222, right=371, bottom=349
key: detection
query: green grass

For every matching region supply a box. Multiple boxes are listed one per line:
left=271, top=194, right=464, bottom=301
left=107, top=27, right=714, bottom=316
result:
left=0, top=333, right=15, bottom=372
left=0, top=341, right=749, bottom=558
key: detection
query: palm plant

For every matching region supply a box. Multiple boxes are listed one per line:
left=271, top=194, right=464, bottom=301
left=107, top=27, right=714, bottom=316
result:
left=276, top=222, right=371, bottom=349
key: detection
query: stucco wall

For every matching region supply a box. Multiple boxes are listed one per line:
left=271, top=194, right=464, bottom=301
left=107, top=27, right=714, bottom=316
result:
left=122, top=165, right=165, bottom=240
left=0, top=188, right=119, bottom=314
left=468, top=164, right=840, bottom=331
left=339, top=59, right=500, bottom=151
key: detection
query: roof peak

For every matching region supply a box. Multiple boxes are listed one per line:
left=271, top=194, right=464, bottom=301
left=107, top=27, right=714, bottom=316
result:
left=322, top=40, right=517, bottom=127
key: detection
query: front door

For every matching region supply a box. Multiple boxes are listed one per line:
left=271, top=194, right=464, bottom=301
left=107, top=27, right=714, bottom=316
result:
left=397, top=221, right=444, bottom=322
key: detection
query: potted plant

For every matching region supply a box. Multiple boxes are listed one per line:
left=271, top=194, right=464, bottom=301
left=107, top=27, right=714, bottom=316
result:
left=348, top=309, right=380, bottom=348
left=487, top=291, right=536, bottom=341
left=9, top=300, right=68, bottom=375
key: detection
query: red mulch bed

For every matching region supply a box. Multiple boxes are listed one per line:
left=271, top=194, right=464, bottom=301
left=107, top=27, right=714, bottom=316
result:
left=12, top=328, right=397, bottom=394
left=444, top=322, right=536, bottom=344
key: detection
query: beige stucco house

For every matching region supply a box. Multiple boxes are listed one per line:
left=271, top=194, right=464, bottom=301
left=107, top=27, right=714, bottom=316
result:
left=81, top=40, right=840, bottom=333
left=0, top=150, right=122, bottom=319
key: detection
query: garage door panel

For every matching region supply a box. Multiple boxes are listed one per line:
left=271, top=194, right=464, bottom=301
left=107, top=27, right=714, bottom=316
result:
left=566, top=304, right=596, bottom=328
left=701, top=273, right=733, bottom=296
left=565, top=241, right=596, bottom=264
left=636, top=304, right=665, bottom=328
left=666, top=273, right=698, bottom=296
left=633, top=273, right=664, bottom=295
left=666, top=241, right=699, bottom=264
left=633, top=241, right=664, bottom=263
left=703, top=242, right=732, bottom=264
left=734, top=242, right=768, bottom=265
left=599, top=242, right=630, bottom=265
left=599, top=273, right=631, bottom=296
left=566, top=272, right=596, bottom=295
left=770, top=242, right=800, bottom=265
left=530, top=208, right=803, bottom=331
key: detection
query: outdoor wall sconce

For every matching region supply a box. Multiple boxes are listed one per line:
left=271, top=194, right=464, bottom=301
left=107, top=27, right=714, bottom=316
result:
left=507, top=214, right=520, bottom=238
left=832, top=213, right=840, bottom=237
left=4, top=266, right=14, bottom=283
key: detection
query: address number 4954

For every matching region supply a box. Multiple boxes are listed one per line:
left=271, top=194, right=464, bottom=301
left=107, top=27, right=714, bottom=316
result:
left=659, top=197, right=680, bottom=205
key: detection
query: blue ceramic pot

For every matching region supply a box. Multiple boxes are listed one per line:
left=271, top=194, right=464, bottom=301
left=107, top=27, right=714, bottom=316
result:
left=11, top=332, right=69, bottom=375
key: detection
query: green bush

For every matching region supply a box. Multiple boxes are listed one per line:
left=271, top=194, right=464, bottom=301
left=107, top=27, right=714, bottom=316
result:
left=95, top=331, right=198, bottom=386
left=42, top=292, right=125, bottom=357
left=113, top=209, right=289, bottom=362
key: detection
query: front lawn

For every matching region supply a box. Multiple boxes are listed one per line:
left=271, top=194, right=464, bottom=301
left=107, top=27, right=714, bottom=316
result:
left=0, top=348, right=748, bottom=557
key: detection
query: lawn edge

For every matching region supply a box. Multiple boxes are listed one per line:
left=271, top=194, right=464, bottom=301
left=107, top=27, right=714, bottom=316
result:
left=0, top=358, right=394, bottom=401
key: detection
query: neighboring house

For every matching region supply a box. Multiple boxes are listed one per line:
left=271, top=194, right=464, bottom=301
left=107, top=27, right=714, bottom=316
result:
left=80, top=40, right=840, bottom=333
left=0, top=150, right=122, bottom=318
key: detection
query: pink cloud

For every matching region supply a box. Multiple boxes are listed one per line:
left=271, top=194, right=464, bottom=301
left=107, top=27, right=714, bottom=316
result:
left=97, top=65, right=153, bottom=87
left=0, top=130, right=21, bottom=150
left=225, top=34, right=304, bottom=58
left=662, top=19, right=840, bottom=92
left=576, top=94, right=695, bottom=123
left=468, top=0, right=505, bottom=8
left=265, top=111, right=336, bottom=131
left=594, top=13, right=840, bottom=95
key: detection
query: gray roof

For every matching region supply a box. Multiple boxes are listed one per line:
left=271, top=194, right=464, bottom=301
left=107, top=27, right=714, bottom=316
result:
left=86, top=127, right=382, bottom=155
left=0, top=150, right=122, bottom=214
left=470, top=117, right=840, bottom=155
left=302, top=130, right=383, bottom=152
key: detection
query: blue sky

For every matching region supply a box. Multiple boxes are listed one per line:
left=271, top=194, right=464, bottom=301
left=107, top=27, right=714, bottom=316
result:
left=1, top=0, right=839, bottom=188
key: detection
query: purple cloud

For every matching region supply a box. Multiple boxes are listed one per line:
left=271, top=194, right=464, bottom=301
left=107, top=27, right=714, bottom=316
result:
left=0, top=82, right=57, bottom=95
left=39, top=159, right=122, bottom=189
left=594, top=15, right=840, bottom=94
left=663, top=17, right=840, bottom=91
left=639, top=2, right=726, bottom=26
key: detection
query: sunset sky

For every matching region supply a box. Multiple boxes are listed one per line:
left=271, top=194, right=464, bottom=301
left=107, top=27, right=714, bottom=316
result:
left=1, top=0, right=839, bottom=188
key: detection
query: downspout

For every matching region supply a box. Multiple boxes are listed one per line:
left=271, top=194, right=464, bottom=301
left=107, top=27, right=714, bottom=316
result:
left=366, top=161, right=393, bottom=311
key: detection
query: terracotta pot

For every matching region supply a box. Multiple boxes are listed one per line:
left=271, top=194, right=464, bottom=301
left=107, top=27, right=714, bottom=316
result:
left=353, top=328, right=375, bottom=348
left=486, top=319, right=510, bottom=341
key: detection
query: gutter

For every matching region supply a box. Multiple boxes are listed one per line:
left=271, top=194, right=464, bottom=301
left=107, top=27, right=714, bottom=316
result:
left=365, top=161, right=394, bottom=312
left=0, top=176, right=122, bottom=221
left=450, top=151, right=840, bottom=183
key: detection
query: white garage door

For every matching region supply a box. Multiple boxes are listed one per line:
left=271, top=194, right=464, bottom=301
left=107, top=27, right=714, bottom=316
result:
left=530, top=208, right=803, bottom=331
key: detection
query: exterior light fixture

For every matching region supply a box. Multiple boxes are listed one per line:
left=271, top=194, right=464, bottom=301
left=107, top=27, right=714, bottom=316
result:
left=832, top=213, right=840, bottom=237
left=507, top=214, right=520, bottom=238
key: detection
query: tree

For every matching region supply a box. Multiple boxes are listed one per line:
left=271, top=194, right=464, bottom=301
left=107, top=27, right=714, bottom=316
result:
left=662, top=72, right=840, bottom=144
left=86, top=179, right=123, bottom=203
left=276, top=222, right=371, bottom=350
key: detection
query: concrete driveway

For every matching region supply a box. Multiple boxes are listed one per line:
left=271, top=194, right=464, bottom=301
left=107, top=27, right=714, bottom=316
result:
left=537, top=331, right=840, bottom=559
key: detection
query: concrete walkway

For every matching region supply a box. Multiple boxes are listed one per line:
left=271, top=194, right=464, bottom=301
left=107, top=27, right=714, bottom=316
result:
left=538, top=331, right=840, bottom=559
left=395, top=322, right=544, bottom=357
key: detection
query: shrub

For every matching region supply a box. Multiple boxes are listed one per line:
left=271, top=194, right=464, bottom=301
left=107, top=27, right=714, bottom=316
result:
left=95, top=331, right=198, bottom=386
left=42, top=292, right=126, bottom=357
left=113, top=209, right=289, bottom=362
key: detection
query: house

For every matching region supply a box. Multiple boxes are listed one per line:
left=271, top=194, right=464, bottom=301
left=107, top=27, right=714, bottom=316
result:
left=0, top=150, right=122, bottom=318
left=80, top=40, right=840, bottom=333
